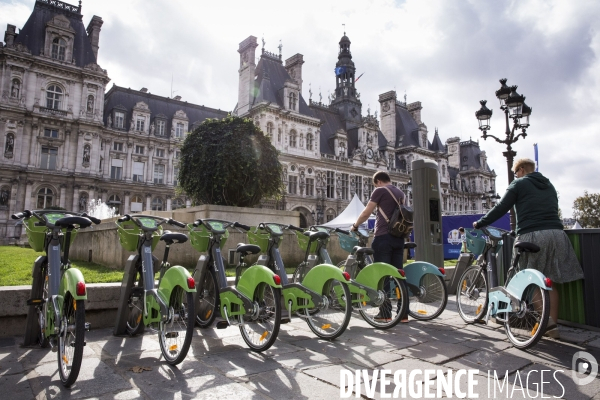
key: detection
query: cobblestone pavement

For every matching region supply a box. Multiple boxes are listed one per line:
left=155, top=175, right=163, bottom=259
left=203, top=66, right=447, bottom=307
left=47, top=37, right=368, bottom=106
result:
left=1, top=300, right=599, bottom=399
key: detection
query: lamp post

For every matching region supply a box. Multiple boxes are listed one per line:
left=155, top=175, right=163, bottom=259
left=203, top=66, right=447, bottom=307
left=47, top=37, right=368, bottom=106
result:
left=475, top=78, right=532, bottom=230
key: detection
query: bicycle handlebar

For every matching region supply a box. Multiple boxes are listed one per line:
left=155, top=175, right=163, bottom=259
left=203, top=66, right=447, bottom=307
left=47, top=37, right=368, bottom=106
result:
left=117, top=215, right=131, bottom=223
left=168, top=219, right=186, bottom=228
left=233, top=222, right=251, bottom=231
left=336, top=228, right=350, bottom=235
left=286, top=224, right=304, bottom=232
left=11, top=210, right=31, bottom=220
left=81, top=213, right=101, bottom=225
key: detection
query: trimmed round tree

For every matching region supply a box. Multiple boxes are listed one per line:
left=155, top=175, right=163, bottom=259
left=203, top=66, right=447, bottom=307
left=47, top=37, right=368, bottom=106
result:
left=178, top=115, right=283, bottom=207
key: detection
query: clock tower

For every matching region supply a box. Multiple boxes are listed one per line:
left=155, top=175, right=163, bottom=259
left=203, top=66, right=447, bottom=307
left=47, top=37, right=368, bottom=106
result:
left=330, top=34, right=363, bottom=127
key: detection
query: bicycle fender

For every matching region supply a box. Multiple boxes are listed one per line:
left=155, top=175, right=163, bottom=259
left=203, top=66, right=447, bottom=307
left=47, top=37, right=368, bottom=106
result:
left=404, top=262, right=444, bottom=288
left=157, top=266, right=196, bottom=304
left=354, top=262, right=404, bottom=291
left=301, top=263, right=348, bottom=294
left=59, top=268, right=87, bottom=301
left=236, top=264, right=282, bottom=299
left=505, top=269, right=552, bottom=298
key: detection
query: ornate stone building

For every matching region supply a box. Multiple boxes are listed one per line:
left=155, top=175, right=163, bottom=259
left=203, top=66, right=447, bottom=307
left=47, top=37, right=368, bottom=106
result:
left=0, top=0, right=498, bottom=238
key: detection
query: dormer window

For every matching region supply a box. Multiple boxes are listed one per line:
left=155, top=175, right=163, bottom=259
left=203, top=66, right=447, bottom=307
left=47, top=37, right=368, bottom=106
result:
left=156, top=120, right=166, bottom=136
left=51, top=38, right=66, bottom=61
left=136, top=116, right=145, bottom=132
left=288, top=92, right=297, bottom=111
left=114, top=111, right=125, bottom=129
left=175, top=123, right=184, bottom=138
left=46, top=85, right=62, bottom=109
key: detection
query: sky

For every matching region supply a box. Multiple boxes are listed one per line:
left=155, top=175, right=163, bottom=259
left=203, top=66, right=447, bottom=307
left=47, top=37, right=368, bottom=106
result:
left=2, top=0, right=599, bottom=218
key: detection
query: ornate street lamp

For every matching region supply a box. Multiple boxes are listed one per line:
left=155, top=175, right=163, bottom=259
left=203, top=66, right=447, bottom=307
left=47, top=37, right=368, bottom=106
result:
left=475, top=78, right=532, bottom=230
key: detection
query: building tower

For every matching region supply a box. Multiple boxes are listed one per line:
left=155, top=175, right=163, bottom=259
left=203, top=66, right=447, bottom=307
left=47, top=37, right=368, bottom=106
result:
left=330, top=34, right=362, bottom=127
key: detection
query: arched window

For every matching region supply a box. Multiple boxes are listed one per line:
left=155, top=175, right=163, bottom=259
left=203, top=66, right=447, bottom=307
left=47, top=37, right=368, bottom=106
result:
left=306, top=133, right=313, bottom=151
left=172, top=198, right=185, bottom=210
left=175, top=123, right=184, bottom=138
left=266, top=122, right=273, bottom=137
left=288, top=92, right=297, bottom=110
left=151, top=197, right=163, bottom=211
left=289, top=130, right=297, bottom=148
left=130, top=195, right=143, bottom=213
left=37, top=187, right=54, bottom=209
left=52, top=37, right=66, bottom=61
left=46, top=85, right=63, bottom=109
left=11, top=79, right=20, bottom=98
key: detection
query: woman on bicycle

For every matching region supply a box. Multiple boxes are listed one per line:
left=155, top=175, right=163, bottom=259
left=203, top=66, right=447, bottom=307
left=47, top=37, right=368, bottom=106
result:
left=473, top=158, right=583, bottom=338
left=351, top=171, right=408, bottom=323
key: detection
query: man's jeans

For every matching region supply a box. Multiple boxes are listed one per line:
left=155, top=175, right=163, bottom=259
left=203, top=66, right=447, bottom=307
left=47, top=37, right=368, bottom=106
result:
left=372, top=233, right=406, bottom=318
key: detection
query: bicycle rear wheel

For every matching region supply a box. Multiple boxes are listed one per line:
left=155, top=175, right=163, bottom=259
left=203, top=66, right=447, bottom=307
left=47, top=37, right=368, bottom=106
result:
left=504, top=284, right=550, bottom=349
left=195, top=267, right=218, bottom=328
left=239, top=283, right=281, bottom=352
left=126, top=267, right=145, bottom=336
left=304, top=280, right=352, bottom=340
left=57, top=296, right=85, bottom=387
left=359, top=276, right=408, bottom=329
left=408, top=274, right=448, bottom=321
left=456, top=265, right=488, bottom=323
left=159, top=287, right=195, bottom=365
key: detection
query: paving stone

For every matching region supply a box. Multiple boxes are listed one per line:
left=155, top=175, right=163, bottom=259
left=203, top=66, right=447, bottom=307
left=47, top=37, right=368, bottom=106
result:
left=558, top=326, right=600, bottom=345
left=273, top=348, right=340, bottom=370
left=0, top=348, right=25, bottom=376
left=394, top=341, right=475, bottom=364
left=221, top=334, right=302, bottom=357
left=18, top=344, right=96, bottom=370
left=303, top=361, right=368, bottom=389
left=246, top=367, right=342, bottom=399
left=444, top=349, right=533, bottom=379
left=28, top=357, right=131, bottom=399
left=200, top=349, right=281, bottom=378
left=505, top=340, right=600, bottom=371
left=589, top=337, right=600, bottom=350
left=347, top=330, right=427, bottom=349
left=95, top=333, right=162, bottom=358
left=463, top=337, right=513, bottom=353
left=0, top=373, right=35, bottom=398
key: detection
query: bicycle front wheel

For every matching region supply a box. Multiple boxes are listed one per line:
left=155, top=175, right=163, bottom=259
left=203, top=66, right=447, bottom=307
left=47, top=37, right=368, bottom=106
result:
left=456, top=265, right=488, bottom=323
left=359, top=276, right=409, bottom=329
left=408, top=274, right=448, bottom=321
left=239, top=283, right=281, bottom=352
left=195, top=267, right=218, bottom=328
left=305, top=280, right=352, bottom=340
left=126, top=267, right=145, bottom=336
left=38, top=266, right=49, bottom=348
left=159, top=287, right=195, bottom=365
left=504, top=284, right=550, bottom=349
left=57, top=297, right=85, bottom=387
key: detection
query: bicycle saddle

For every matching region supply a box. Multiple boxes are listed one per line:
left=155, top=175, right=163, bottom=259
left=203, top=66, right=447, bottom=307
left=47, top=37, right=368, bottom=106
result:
left=303, top=231, right=329, bottom=240
left=160, top=231, right=188, bottom=245
left=236, top=243, right=261, bottom=255
left=404, top=242, right=417, bottom=249
left=55, top=216, right=92, bottom=229
left=513, top=241, right=540, bottom=253
left=353, top=246, right=374, bottom=256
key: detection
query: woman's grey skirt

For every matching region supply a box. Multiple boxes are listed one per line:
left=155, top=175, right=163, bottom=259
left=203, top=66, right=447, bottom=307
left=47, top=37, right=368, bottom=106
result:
left=515, top=229, right=584, bottom=283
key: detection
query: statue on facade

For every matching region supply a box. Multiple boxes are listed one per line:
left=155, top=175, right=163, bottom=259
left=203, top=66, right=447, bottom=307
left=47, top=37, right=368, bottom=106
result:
left=107, top=115, right=112, bottom=128
left=5, top=135, right=14, bottom=154
left=87, top=96, right=94, bottom=112
left=79, top=196, right=87, bottom=211
left=82, top=146, right=90, bottom=163
left=0, top=189, right=9, bottom=206
left=150, top=122, right=155, bottom=135
left=11, top=80, right=20, bottom=98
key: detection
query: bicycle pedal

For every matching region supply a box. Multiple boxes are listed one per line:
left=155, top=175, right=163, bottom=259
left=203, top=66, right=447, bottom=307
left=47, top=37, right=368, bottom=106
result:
left=164, top=332, right=179, bottom=338
left=281, top=317, right=291, bottom=324
left=216, top=321, right=229, bottom=329
left=84, top=322, right=91, bottom=331
left=26, top=298, right=46, bottom=306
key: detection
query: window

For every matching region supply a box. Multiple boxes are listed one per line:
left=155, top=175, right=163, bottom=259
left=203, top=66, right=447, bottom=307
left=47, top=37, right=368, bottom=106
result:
left=266, top=122, right=273, bottom=137
left=151, top=197, right=163, bottom=211
left=355, top=176, right=363, bottom=200
left=99, top=157, right=103, bottom=172
left=154, top=164, right=165, bottom=184
left=40, top=146, right=58, bottom=170
left=132, top=161, right=144, bottom=182
left=306, top=178, right=314, bottom=197
left=341, top=173, right=349, bottom=200
left=156, top=120, right=165, bottom=136
left=288, top=92, right=297, bottom=110
left=288, top=175, right=297, bottom=194
left=37, top=187, right=54, bottom=209
left=114, top=112, right=125, bottom=129
left=326, top=171, right=335, bottom=198
left=135, top=145, right=144, bottom=155
left=175, top=151, right=181, bottom=160
left=108, top=195, right=121, bottom=215
left=130, top=195, right=143, bottom=213
left=46, top=85, right=62, bottom=109
left=306, top=133, right=313, bottom=151
left=278, top=129, right=281, bottom=142
left=136, top=117, right=145, bottom=132
left=155, top=148, right=165, bottom=158
left=173, top=166, right=179, bottom=186
left=175, top=122, right=184, bottom=138
left=51, top=37, right=66, bottom=61
left=172, top=198, right=185, bottom=210
left=44, top=128, right=58, bottom=138
left=289, top=130, right=297, bottom=148
left=111, top=159, right=123, bottom=180
left=113, top=142, right=123, bottom=152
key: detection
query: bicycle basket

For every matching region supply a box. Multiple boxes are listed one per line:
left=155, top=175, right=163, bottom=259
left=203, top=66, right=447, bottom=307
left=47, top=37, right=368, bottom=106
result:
left=25, top=216, right=46, bottom=252
left=465, top=229, right=486, bottom=255
left=188, top=224, right=228, bottom=253
left=117, top=220, right=162, bottom=252
left=247, top=227, right=270, bottom=253
left=338, top=232, right=359, bottom=253
left=294, top=230, right=319, bottom=253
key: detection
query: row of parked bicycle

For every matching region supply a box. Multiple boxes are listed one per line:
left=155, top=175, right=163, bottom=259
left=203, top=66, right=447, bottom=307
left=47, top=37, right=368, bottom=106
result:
left=12, top=209, right=552, bottom=388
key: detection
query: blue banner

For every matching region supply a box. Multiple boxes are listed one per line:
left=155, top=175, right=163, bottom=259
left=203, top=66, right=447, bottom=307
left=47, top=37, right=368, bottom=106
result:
left=441, top=214, right=511, bottom=259
left=335, top=66, right=347, bottom=76
left=534, top=143, right=539, bottom=172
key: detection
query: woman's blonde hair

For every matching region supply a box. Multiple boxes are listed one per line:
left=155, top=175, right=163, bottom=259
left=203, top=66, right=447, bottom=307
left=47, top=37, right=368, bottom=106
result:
left=513, top=158, right=536, bottom=173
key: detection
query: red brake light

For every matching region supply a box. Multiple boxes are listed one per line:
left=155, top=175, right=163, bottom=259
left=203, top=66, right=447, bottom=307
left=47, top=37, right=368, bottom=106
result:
left=76, top=281, right=86, bottom=296
left=342, top=272, right=350, bottom=281
left=398, top=269, right=405, bottom=277
left=273, top=274, right=281, bottom=285
left=544, top=277, right=552, bottom=288
left=187, top=277, right=195, bottom=290
left=438, top=268, right=446, bottom=275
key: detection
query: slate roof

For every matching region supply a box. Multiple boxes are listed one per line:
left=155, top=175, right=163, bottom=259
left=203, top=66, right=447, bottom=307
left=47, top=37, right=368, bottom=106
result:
left=430, top=130, right=445, bottom=152
left=394, top=104, right=420, bottom=147
left=13, top=0, right=97, bottom=68
left=310, top=105, right=345, bottom=155
left=459, top=140, right=489, bottom=171
left=104, top=85, right=229, bottom=136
